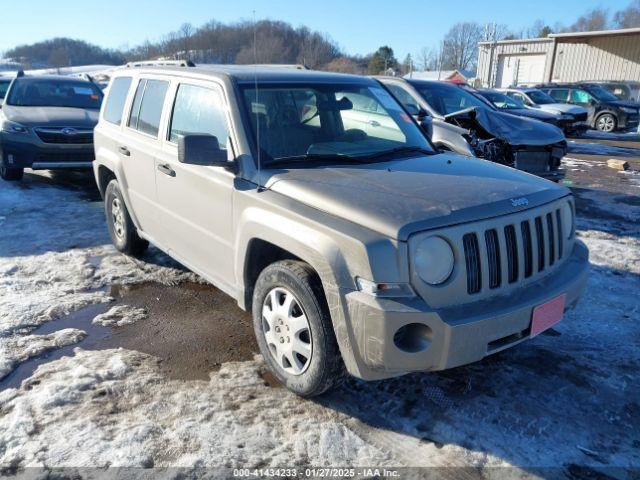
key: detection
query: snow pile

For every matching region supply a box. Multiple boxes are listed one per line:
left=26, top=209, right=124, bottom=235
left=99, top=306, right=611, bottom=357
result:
left=92, top=305, right=147, bottom=327
left=0, top=329, right=86, bottom=380
left=0, top=349, right=390, bottom=468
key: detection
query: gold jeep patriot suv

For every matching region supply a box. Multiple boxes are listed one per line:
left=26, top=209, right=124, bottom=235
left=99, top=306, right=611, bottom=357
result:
left=93, top=65, right=589, bottom=396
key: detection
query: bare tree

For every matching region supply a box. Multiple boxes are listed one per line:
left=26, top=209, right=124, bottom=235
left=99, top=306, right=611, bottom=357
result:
left=614, top=0, right=640, bottom=28
left=565, top=8, right=609, bottom=32
left=48, top=47, right=69, bottom=73
left=415, top=46, right=441, bottom=71
left=324, top=56, right=362, bottom=74
left=179, top=23, right=195, bottom=60
left=441, top=22, right=483, bottom=71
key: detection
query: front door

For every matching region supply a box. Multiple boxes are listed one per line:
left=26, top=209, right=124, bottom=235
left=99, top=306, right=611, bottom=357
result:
left=154, top=81, right=236, bottom=293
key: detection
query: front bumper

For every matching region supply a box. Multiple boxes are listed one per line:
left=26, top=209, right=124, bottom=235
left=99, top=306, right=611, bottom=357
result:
left=339, top=240, right=589, bottom=381
left=0, top=134, right=94, bottom=170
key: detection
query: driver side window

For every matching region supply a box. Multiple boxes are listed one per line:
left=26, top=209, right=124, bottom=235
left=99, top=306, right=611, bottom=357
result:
left=169, top=84, right=229, bottom=147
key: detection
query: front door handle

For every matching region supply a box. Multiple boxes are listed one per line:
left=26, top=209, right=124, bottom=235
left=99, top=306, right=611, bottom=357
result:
left=368, top=120, right=381, bottom=127
left=119, top=146, right=130, bottom=156
left=157, top=163, right=176, bottom=177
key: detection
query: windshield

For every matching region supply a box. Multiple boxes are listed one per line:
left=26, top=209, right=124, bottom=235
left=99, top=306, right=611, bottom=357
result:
left=586, top=85, right=619, bottom=102
left=527, top=90, right=555, bottom=105
left=240, top=82, right=434, bottom=165
left=6, top=78, right=103, bottom=109
left=0, top=80, right=10, bottom=100
left=412, top=82, right=491, bottom=116
left=481, top=91, right=523, bottom=109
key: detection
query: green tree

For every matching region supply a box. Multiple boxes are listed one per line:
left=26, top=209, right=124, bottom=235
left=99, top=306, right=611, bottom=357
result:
left=367, top=46, right=398, bottom=75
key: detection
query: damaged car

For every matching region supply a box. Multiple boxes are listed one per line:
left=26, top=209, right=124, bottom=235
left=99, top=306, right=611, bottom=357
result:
left=378, top=77, right=567, bottom=181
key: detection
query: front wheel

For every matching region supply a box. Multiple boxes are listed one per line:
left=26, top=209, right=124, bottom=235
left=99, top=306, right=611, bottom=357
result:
left=104, top=179, right=148, bottom=256
left=252, top=260, right=346, bottom=397
left=595, top=113, right=616, bottom=132
left=0, top=159, right=24, bottom=181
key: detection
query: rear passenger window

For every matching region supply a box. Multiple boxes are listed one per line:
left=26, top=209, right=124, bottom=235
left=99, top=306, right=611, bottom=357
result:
left=128, top=79, right=169, bottom=137
left=169, top=84, right=229, bottom=147
left=103, top=77, right=132, bottom=125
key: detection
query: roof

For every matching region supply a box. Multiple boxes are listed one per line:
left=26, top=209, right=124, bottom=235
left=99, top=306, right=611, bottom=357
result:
left=549, top=27, right=640, bottom=39
left=13, top=74, right=95, bottom=82
left=479, top=27, right=640, bottom=46
left=113, top=64, right=371, bottom=84
left=404, top=69, right=473, bottom=81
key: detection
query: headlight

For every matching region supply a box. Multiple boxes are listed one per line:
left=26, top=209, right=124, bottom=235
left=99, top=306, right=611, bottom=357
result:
left=0, top=119, right=28, bottom=134
left=415, top=236, right=454, bottom=285
left=560, top=202, right=574, bottom=239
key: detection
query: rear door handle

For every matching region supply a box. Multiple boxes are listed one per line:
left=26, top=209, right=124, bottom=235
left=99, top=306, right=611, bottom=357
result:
left=119, top=146, right=130, bottom=156
left=157, top=163, right=176, bottom=177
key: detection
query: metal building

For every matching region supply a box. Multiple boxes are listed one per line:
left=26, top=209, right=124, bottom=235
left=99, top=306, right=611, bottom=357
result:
left=477, top=27, right=640, bottom=88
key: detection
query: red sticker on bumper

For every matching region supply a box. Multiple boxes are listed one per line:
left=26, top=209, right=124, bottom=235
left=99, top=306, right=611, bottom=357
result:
left=531, top=294, right=566, bottom=337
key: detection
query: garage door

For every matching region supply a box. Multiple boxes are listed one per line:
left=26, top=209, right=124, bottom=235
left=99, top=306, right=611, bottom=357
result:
left=516, top=54, right=546, bottom=85
left=496, top=54, right=546, bottom=87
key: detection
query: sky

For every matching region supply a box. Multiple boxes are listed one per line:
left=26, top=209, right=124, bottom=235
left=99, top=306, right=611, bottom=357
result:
left=0, top=0, right=632, bottom=60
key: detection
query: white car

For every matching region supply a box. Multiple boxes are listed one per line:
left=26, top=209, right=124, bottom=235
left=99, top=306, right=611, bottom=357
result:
left=498, top=87, right=588, bottom=135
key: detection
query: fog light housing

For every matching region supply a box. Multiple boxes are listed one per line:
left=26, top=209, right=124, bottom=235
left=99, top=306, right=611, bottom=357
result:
left=393, top=323, right=432, bottom=353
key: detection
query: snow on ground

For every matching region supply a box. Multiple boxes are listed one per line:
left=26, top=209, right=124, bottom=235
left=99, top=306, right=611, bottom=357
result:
left=92, top=305, right=147, bottom=327
left=0, top=171, right=639, bottom=474
left=0, top=329, right=86, bottom=380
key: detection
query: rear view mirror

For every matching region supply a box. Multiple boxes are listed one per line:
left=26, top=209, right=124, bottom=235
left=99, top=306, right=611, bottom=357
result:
left=178, top=134, right=232, bottom=169
left=318, top=97, right=353, bottom=111
left=404, top=103, right=428, bottom=120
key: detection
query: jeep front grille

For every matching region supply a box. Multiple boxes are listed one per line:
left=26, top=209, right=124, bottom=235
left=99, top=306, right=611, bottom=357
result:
left=462, top=206, right=568, bottom=295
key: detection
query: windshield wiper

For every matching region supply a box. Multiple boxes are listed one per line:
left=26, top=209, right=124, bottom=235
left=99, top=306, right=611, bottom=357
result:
left=365, top=146, right=436, bottom=160
left=263, top=153, right=367, bottom=167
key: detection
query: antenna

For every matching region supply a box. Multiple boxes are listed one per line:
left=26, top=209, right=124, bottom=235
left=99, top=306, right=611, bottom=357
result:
left=253, top=10, right=263, bottom=192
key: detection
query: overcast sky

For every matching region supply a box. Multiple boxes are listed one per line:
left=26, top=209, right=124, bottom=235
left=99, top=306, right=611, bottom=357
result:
left=1, top=0, right=629, bottom=59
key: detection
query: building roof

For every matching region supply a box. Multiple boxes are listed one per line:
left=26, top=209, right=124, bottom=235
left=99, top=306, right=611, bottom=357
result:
left=404, top=69, right=473, bottom=81
left=548, top=27, right=640, bottom=39
left=478, top=27, right=640, bottom=46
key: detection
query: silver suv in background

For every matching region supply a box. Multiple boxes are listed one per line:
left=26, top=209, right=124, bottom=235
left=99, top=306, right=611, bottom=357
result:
left=378, top=77, right=567, bottom=181
left=0, top=73, right=103, bottom=181
left=93, top=66, right=588, bottom=396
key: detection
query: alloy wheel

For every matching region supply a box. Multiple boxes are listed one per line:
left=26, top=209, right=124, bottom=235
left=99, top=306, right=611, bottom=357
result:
left=597, top=115, right=615, bottom=132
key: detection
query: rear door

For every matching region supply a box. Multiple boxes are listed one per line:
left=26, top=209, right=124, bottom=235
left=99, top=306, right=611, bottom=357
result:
left=119, top=77, right=170, bottom=241
left=154, top=80, right=236, bottom=293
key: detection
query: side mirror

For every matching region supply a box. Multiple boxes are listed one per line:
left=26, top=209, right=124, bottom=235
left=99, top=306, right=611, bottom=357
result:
left=178, top=134, right=233, bottom=169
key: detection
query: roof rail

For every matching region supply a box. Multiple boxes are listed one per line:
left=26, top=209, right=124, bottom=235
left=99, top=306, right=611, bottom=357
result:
left=247, top=64, right=309, bottom=70
left=125, top=59, right=195, bottom=68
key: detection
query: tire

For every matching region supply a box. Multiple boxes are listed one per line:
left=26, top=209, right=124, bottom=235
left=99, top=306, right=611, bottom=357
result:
left=595, top=113, right=616, bottom=132
left=252, top=260, right=346, bottom=397
left=0, top=159, right=24, bottom=181
left=104, top=179, right=148, bottom=256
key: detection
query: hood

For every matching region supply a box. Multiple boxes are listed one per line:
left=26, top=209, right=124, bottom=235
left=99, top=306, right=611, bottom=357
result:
left=265, top=154, right=568, bottom=241
left=538, top=104, right=587, bottom=116
left=1, top=105, right=99, bottom=127
left=505, top=108, right=557, bottom=121
left=446, top=107, right=565, bottom=146
left=609, top=100, right=640, bottom=109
